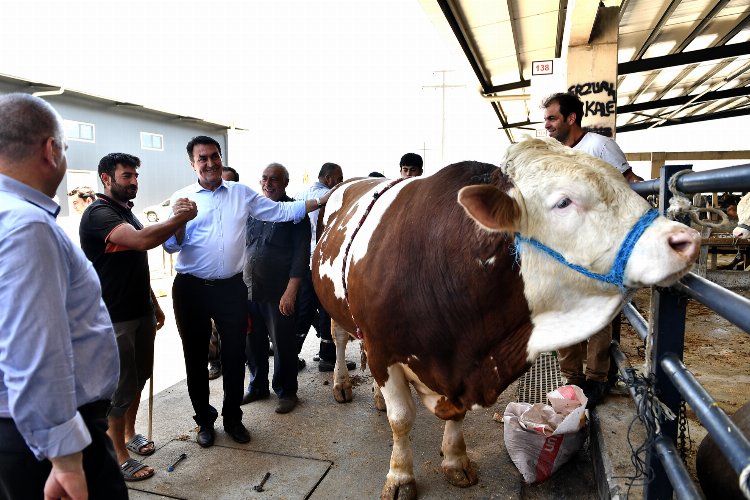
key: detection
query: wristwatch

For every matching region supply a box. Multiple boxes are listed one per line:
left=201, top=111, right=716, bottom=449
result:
left=315, top=197, right=324, bottom=208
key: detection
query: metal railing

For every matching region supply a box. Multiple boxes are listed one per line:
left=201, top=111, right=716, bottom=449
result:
left=611, top=163, right=750, bottom=499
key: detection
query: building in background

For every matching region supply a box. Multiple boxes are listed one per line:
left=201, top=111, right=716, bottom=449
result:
left=0, top=73, right=234, bottom=216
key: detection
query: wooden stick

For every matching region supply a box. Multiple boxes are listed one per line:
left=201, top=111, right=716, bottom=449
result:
left=148, top=376, right=154, bottom=442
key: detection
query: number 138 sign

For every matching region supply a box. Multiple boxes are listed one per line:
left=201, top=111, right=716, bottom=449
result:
left=532, top=60, right=554, bottom=76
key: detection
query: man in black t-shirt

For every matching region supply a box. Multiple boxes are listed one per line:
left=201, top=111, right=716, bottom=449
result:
left=80, top=153, right=197, bottom=481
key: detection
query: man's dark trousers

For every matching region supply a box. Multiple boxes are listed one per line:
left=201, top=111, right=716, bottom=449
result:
left=173, top=273, right=247, bottom=426
left=247, top=301, right=298, bottom=399
left=294, top=271, right=336, bottom=362
left=0, top=402, right=128, bottom=499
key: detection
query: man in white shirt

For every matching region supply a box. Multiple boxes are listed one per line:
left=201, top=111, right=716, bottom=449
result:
left=294, top=163, right=355, bottom=371
left=543, top=92, right=642, bottom=408
left=543, top=92, right=643, bottom=183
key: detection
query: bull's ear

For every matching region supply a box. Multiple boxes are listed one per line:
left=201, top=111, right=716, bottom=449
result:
left=458, top=185, right=519, bottom=233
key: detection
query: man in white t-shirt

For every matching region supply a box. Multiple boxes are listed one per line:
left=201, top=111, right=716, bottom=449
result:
left=294, top=163, right=355, bottom=372
left=542, top=92, right=643, bottom=408
left=543, top=92, right=643, bottom=183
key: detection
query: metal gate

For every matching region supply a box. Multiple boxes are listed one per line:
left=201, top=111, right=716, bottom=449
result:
left=612, top=163, right=750, bottom=499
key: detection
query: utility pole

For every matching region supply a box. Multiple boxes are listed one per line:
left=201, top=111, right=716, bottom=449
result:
left=418, top=142, right=430, bottom=171
left=422, top=70, right=464, bottom=163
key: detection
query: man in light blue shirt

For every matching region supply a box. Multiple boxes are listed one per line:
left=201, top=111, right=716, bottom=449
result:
left=0, top=93, right=126, bottom=499
left=163, top=136, right=329, bottom=448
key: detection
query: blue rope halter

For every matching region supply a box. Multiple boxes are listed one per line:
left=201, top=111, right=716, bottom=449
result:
left=514, top=208, right=660, bottom=290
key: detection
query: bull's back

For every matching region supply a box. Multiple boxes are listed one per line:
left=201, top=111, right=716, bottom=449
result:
left=314, top=163, right=534, bottom=412
left=312, top=177, right=389, bottom=332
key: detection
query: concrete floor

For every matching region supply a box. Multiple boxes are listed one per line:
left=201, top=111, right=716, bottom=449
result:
left=127, top=353, right=601, bottom=500
left=124, top=256, right=617, bottom=499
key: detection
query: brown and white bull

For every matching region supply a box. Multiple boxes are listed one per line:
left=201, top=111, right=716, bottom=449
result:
left=732, top=192, right=750, bottom=239
left=312, top=138, right=700, bottom=499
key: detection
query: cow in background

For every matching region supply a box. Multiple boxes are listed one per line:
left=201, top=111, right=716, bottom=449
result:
left=312, top=138, right=700, bottom=499
left=732, top=192, right=750, bottom=239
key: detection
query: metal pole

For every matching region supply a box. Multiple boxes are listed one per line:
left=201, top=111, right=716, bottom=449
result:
left=623, top=302, right=648, bottom=342
left=441, top=71, right=446, bottom=163
left=644, top=164, right=692, bottom=500
left=673, top=163, right=750, bottom=193
left=661, top=353, right=750, bottom=484
left=673, top=273, right=750, bottom=335
left=653, top=436, right=706, bottom=500
left=422, top=70, right=463, bottom=165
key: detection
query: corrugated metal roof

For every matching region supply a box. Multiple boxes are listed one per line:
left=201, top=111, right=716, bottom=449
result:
left=0, top=73, right=236, bottom=131
left=421, top=0, right=750, bottom=141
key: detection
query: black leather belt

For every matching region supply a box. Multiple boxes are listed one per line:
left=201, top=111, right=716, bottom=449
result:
left=181, top=273, right=243, bottom=287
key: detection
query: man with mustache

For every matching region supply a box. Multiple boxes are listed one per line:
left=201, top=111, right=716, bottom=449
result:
left=542, top=92, right=643, bottom=407
left=164, top=136, right=331, bottom=448
left=79, top=152, right=197, bottom=481
left=242, top=163, right=310, bottom=414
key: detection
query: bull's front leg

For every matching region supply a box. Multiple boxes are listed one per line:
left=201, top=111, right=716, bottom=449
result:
left=440, top=418, right=477, bottom=487
left=380, top=365, right=417, bottom=500
left=372, top=381, right=387, bottom=411
left=331, top=321, right=353, bottom=403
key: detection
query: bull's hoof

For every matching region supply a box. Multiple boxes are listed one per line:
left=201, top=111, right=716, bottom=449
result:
left=333, top=382, right=353, bottom=403
left=380, top=480, right=417, bottom=500
left=442, top=460, right=478, bottom=487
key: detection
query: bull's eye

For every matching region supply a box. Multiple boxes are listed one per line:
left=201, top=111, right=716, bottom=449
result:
left=555, top=197, right=572, bottom=209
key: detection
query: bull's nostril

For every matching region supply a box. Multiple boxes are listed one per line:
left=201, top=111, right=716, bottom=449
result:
left=668, top=231, right=700, bottom=259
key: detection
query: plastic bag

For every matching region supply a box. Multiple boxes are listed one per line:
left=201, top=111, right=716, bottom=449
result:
left=502, top=385, right=588, bottom=483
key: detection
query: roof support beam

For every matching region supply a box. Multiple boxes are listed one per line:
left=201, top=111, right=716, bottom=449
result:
left=569, top=0, right=601, bottom=46
left=631, top=0, right=683, bottom=61
left=673, top=0, right=731, bottom=53
left=618, top=86, right=750, bottom=114
left=618, top=106, right=750, bottom=133
left=619, top=41, right=750, bottom=74
left=555, top=0, right=568, bottom=58
left=506, top=0, right=524, bottom=82
left=715, top=11, right=750, bottom=46
left=436, top=0, right=515, bottom=142
left=437, top=0, right=492, bottom=93
left=485, top=80, right=531, bottom=93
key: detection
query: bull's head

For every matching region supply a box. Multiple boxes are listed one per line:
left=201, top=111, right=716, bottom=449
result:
left=457, top=137, right=701, bottom=357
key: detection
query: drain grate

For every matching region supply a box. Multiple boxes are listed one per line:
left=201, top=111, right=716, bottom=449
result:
left=516, top=352, right=563, bottom=404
